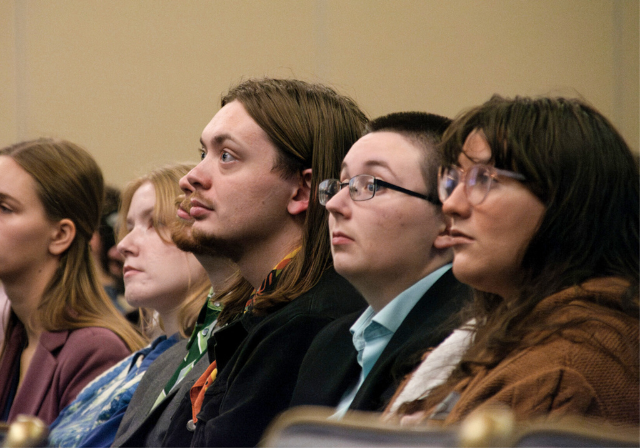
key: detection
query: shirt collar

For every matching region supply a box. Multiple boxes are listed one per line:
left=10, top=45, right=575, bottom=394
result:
left=351, top=264, right=452, bottom=336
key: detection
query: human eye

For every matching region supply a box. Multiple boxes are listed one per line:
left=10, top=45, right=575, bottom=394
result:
left=153, top=213, right=169, bottom=229
left=220, top=151, right=236, bottom=163
left=124, top=220, right=134, bottom=234
left=469, top=166, right=493, bottom=188
left=198, top=146, right=207, bottom=161
left=0, top=204, right=12, bottom=214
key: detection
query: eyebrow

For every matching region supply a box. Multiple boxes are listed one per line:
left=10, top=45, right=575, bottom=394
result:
left=0, top=192, right=17, bottom=204
left=200, top=133, right=238, bottom=149
left=340, top=159, right=396, bottom=176
left=459, top=151, right=491, bottom=165
left=127, top=204, right=154, bottom=224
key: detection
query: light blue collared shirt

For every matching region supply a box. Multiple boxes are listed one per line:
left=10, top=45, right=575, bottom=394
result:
left=331, top=264, right=452, bottom=419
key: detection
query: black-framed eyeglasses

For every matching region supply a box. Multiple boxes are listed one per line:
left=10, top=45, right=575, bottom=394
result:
left=318, top=174, right=440, bottom=206
left=437, top=164, right=526, bottom=206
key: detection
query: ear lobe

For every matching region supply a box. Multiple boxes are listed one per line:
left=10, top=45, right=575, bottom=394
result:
left=287, top=168, right=313, bottom=216
left=49, top=219, right=77, bottom=256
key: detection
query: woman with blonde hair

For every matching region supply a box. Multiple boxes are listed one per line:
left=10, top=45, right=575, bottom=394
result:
left=0, top=139, right=145, bottom=425
left=49, top=163, right=211, bottom=447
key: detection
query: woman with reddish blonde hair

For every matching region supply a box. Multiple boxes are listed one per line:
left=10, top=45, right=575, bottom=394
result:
left=49, top=163, right=212, bottom=447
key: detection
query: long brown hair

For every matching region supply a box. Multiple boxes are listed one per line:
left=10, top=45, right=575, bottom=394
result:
left=214, top=78, right=368, bottom=324
left=400, top=96, right=639, bottom=415
left=0, top=139, right=146, bottom=352
left=117, top=163, right=212, bottom=338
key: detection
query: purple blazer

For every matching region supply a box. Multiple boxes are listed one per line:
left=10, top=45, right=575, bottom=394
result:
left=0, top=322, right=131, bottom=425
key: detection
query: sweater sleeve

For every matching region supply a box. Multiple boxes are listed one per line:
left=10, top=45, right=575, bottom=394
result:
left=450, top=367, right=600, bottom=423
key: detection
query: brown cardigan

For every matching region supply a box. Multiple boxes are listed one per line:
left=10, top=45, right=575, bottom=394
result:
left=388, top=278, right=639, bottom=426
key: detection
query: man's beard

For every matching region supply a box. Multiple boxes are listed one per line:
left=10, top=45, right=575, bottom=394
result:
left=170, top=218, right=213, bottom=255
left=189, top=224, right=242, bottom=261
left=171, top=194, right=220, bottom=256
left=170, top=210, right=241, bottom=259
left=172, top=194, right=241, bottom=260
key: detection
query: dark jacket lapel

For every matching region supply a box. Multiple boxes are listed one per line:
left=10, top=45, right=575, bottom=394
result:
left=351, top=270, right=470, bottom=411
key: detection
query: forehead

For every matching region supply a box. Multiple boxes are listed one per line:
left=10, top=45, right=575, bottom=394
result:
left=201, top=100, right=272, bottom=151
left=0, top=156, right=39, bottom=200
left=342, top=131, right=423, bottom=176
left=128, top=182, right=156, bottom=214
left=460, top=130, right=492, bottom=165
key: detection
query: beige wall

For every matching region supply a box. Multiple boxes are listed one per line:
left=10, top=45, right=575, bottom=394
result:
left=1, top=0, right=638, bottom=187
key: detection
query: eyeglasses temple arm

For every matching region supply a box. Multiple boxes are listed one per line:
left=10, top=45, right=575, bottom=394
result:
left=376, top=179, right=441, bottom=205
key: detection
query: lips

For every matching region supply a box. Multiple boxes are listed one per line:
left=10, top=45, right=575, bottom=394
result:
left=176, top=196, right=193, bottom=221
left=331, top=231, right=353, bottom=246
left=177, top=207, right=191, bottom=220
left=122, top=265, right=141, bottom=278
left=447, top=228, right=474, bottom=246
left=189, top=198, right=213, bottom=219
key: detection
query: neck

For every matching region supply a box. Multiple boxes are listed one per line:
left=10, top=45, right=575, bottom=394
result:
left=235, top=224, right=302, bottom=290
left=159, top=308, right=180, bottom=337
left=196, top=254, right=237, bottom=291
left=2, top=257, right=60, bottom=345
left=356, top=257, right=450, bottom=313
left=3, top=278, right=52, bottom=346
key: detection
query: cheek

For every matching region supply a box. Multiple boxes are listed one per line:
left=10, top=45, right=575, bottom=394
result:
left=361, top=211, right=411, bottom=257
left=500, top=201, right=545, bottom=257
left=17, top=225, right=53, bottom=259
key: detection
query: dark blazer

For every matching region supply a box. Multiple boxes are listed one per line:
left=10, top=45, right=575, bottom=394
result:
left=112, top=339, right=209, bottom=448
left=289, top=268, right=471, bottom=413
left=0, top=324, right=130, bottom=425
left=162, top=267, right=366, bottom=447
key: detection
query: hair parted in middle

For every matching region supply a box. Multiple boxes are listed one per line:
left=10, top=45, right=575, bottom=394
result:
left=215, top=77, right=369, bottom=323
left=0, top=138, right=146, bottom=352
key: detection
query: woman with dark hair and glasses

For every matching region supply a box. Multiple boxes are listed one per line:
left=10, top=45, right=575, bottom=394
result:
left=386, top=96, right=639, bottom=427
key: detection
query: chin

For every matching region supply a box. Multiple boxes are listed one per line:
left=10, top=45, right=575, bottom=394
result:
left=331, top=261, right=361, bottom=284
left=129, top=300, right=154, bottom=311
left=451, top=262, right=483, bottom=289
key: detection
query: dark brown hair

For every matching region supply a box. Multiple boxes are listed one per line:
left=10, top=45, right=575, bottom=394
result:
left=398, top=95, right=639, bottom=415
left=364, top=111, right=451, bottom=199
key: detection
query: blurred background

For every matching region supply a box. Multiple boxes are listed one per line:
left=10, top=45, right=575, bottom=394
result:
left=1, top=0, right=637, bottom=187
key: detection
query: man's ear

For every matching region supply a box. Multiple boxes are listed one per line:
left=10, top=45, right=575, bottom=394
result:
left=49, top=218, right=76, bottom=256
left=287, top=168, right=313, bottom=216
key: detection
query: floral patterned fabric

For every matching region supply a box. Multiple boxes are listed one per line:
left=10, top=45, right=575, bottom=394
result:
left=48, top=334, right=179, bottom=448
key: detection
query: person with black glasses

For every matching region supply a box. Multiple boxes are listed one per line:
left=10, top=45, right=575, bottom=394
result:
left=290, top=112, right=471, bottom=416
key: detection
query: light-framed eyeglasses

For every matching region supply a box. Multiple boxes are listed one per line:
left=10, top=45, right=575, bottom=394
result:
left=318, top=174, right=440, bottom=206
left=437, top=164, right=526, bottom=206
